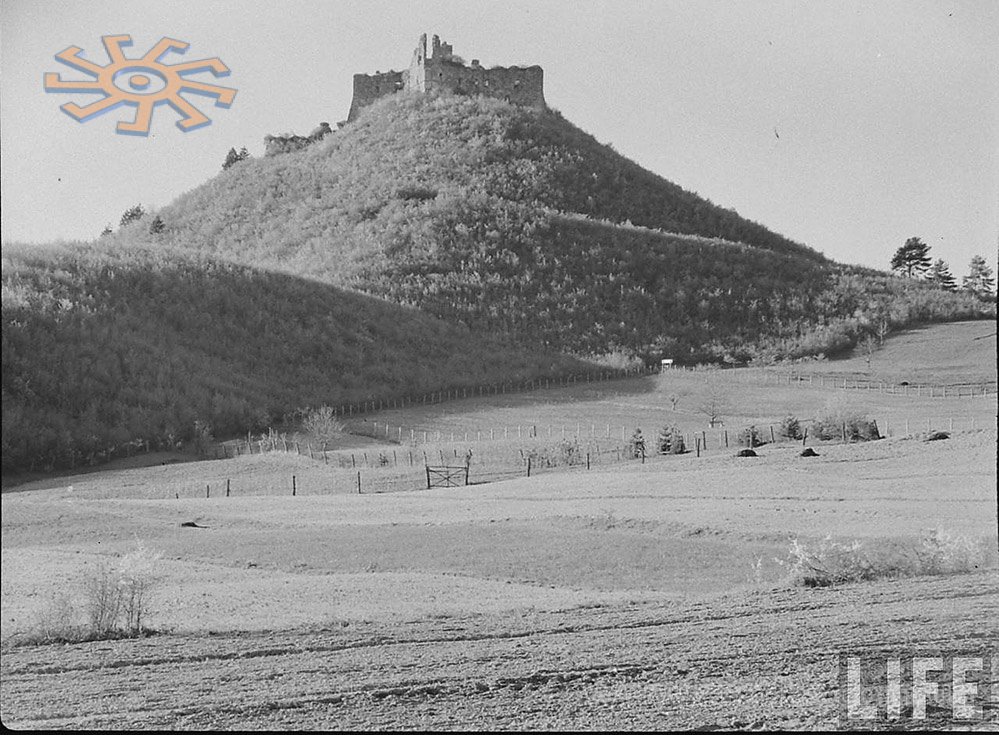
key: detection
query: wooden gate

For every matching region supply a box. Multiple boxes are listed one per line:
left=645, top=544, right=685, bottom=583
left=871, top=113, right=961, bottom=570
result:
left=425, top=465, right=469, bottom=488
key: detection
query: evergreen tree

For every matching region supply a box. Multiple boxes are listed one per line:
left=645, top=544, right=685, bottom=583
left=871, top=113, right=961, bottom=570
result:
left=890, top=237, right=932, bottom=278
left=222, top=147, right=239, bottom=170
left=222, top=147, right=249, bottom=170
left=148, top=215, right=165, bottom=234
left=962, top=255, right=996, bottom=299
left=119, top=204, right=145, bottom=228
left=926, top=258, right=956, bottom=290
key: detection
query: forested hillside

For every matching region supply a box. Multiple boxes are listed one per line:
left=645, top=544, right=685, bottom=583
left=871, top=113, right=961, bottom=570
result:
left=1, top=243, right=588, bottom=472
left=2, top=92, right=992, bottom=474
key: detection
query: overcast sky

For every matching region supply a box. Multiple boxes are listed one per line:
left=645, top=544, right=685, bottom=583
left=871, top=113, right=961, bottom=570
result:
left=1, top=0, right=996, bottom=273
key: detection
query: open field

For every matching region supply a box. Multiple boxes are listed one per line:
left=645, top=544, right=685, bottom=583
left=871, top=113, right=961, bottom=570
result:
left=2, top=321, right=997, bottom=728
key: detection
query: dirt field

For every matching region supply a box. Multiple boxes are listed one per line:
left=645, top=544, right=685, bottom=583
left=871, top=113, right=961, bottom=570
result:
left=2, top=322, right=997, bottom=729
left=2, top=426, right=997, bottom=728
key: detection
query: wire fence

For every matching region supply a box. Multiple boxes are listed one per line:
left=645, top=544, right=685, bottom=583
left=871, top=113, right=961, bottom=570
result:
left=322, top=365, right=998, bottom=421
left=188, top=412, right=997, bottom=499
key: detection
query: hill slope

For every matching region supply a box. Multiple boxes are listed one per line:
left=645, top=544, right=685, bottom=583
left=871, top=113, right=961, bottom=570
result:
left=3, top=93, right=992, bottom=473
left=0, top=243, right=589, bottom=472
left=145, top=93, right=986, bottom=359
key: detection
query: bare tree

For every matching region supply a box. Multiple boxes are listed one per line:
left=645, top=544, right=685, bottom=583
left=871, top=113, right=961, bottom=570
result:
left=698, top=382, right=729, bottom=427
left=860, top=334, right=878, bottom=374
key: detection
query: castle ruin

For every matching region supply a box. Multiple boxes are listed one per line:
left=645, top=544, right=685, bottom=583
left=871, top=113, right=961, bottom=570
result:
left=347, top=33, right=545, bottom=122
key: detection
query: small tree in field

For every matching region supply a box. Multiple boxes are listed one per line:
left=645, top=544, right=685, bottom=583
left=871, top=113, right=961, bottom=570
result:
left=698, top=381, right=729, bottom=427
left=860, top=333, right=879, bottom=374
left=657, top=424, right=685, bottom=454
left=628, top=428, right=646, bottom=459
left=890, top=237, right=931, bottom=278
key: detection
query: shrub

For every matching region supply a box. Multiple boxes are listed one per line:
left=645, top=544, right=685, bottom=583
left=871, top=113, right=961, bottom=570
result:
left=28, top=594, right=85, bottom=645
left=811, top=414, right=880, bottom=442
left=302, top=405, right=346, bottom=445
left=916, top=528, right=984, bottom=574
left=656, top=424, right=685, bottom=454
left=628, top=428, right=646, bottom=458
left=192, top=419, right=214, bottom=457
left=738, top=425, right=765, bottom=448
left=17, top=543, right=163, bottom=646
left=782, top=530, right=986, bottom=587
left=811, top=399, right=880, bottom=441
left=521, top=439, right=584, bottom=468
left=779, top=415, right=803, bottom=440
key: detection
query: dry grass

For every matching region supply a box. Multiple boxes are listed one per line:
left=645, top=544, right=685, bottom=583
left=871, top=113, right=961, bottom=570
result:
left=781, top=528, right=992, bottom=587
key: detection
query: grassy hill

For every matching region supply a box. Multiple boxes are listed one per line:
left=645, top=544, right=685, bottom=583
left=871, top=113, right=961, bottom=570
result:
left=2, top=93, right=993, bottom=473
left=1, top=242, right=590, bottom=473
left=131, top=92, right=988, bottom=361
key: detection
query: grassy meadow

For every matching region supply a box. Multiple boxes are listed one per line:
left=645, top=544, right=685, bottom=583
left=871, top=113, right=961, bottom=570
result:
left=2, top=321, right=996, bottom=643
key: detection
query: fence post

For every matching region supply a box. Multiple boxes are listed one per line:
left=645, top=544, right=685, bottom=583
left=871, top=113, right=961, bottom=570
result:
left=226, top=479, right=230, bottom=497
left=426, top=465, right=431, bottom=489
left=527, top=456, right=532, bottom=477
left=357, top=472, right=362, bottom=494
left=206, top=484, right=210, bottom=498
left=292, top=475, right=296, bottom=496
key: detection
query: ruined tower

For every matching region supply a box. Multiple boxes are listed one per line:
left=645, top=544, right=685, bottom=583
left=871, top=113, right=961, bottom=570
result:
left=347, top=34, right=545, bottom=122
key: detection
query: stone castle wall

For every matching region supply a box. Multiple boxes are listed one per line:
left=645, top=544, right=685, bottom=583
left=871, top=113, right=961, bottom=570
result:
left=346, top=34, right=545, bottom=122
left=347, top=70, right=407, bottom=123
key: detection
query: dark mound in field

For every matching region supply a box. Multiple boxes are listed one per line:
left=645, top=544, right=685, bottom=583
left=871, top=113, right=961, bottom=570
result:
left=737, top=449, right=758, bottom=458
left=800, top=447, right=819, bottom=457
left=925, top=431, right=950, bottom=442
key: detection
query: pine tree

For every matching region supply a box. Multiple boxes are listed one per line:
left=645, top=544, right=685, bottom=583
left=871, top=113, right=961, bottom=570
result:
left=148, top=215, right=165, bottom=234
left=222, top=147, right=239, bottom=170
left=119, top=204, right=145, bottom=228
left=222, top=147, right=250, bottom=170
left=926, top=258, right=956, bottom=290
left=962, top=255, right=996, bottom=299
left=890, top=237, right=931, bottom=278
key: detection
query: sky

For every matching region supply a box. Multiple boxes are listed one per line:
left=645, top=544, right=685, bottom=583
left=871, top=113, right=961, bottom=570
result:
left=1, top=0, right=996, bottom=273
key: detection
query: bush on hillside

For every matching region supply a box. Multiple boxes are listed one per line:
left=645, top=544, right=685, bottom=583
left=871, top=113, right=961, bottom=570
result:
left=738, top=425, right=766, bottom=448
left=302, top=405, right=346, bottom=446
left=779, top=415, right=803, bottom=440
left=811, top=414, right=880, bottom=442
left=657, top=424, right=686, bottom=454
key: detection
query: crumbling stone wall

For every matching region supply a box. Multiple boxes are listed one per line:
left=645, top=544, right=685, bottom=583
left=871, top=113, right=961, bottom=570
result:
left=346, top=33, right=545, bottom=122
left=263, top=122, right=333, bottom=157
left=347, top=70, right=407, bottom=123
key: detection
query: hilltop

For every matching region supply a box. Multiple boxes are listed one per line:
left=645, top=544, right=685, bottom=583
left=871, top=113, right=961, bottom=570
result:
left=151, top=93, right=985, bottom=359
left=2, top=93, right=992, bottom=473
